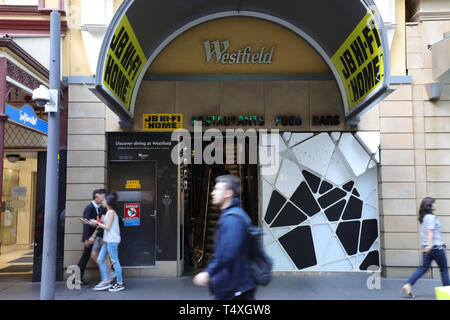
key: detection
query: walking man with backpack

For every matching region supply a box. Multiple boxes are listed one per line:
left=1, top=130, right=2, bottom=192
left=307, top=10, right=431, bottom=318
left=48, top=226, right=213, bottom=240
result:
left=193, top=174, right=258, bottom=300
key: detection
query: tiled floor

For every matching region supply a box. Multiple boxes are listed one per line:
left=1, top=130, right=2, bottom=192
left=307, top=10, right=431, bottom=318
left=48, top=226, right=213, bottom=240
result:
left=0, top=247, right=33, bottom=276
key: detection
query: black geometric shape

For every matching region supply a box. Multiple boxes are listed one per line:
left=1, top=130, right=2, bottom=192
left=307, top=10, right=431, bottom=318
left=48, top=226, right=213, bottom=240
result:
left=324, top=199, right=346, bottom=222
left=341, top=196, right=363, bottom=220
left=352, top=188, right=360, bottom=197
left=279, top=226, right=317, bottom=270
left=290, top=182, right=321, bottom=217
left=264, top=190, right=286, bottom=225
left=359, top=251, right=380, bottom=271
left=342, top=181, right=354, bottom=192
left=271, top=202, right=307, bottom=227
left=319, top=180, right=333, bottom=194
left=317, top=188, right=346, bottom=209
left=302, top=170, right=321, bottom=193
left=359, top=219, right=378, bottom=252
left=336, top=221, right=361, bottom=255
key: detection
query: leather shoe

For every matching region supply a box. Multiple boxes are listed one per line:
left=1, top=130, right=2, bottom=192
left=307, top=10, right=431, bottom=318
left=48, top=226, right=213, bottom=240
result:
left=78, top=280, right=89, bottom=285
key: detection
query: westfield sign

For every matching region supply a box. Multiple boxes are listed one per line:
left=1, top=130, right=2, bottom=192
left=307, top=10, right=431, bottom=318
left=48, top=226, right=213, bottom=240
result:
left=202, top=40, right=275, bottom=65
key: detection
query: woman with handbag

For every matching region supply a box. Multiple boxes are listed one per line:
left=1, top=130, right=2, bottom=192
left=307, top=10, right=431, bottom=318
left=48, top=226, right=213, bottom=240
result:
left=402, top=197, right=449, bottom=298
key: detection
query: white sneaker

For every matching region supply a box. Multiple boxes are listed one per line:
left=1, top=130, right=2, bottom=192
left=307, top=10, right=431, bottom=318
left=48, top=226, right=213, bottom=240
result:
left=93, top=281, right=113, bottom=291
left=108, top=283, right=125, bottom=292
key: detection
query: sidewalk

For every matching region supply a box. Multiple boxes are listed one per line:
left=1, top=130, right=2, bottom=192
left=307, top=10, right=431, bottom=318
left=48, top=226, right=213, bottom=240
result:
left=0, top=273, right=442, bottom=300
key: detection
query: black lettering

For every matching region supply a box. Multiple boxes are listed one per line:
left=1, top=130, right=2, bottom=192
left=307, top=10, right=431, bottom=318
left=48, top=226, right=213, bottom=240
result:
left=312, top=116, right=318, bottom=126
left=350, top=39, right=365, bottom=67
left=362, top=26, right=375, bottom=55
left=342, top=49, right=357, bottom=78
left=121, top=42, right=136, bottom=70
left=110, top=63, right=119, bottom=89
left=340, top=56, right=351, bottom=79
left=333, top=115, right=340, bottom=125
left=356, top=72, right=365, bottom=98
left=129, top=56, right=142, bottom=80
left=350, top=77, right=359, bottom=102
left=110, top=26, right=125, bottom=51
left=362, top=62, right=374, bottom=93
left=356, top=36, right=368, bottom=61
left=104, top=55, right=114, bottom=84
left=114, top=31, right=129, bottom=60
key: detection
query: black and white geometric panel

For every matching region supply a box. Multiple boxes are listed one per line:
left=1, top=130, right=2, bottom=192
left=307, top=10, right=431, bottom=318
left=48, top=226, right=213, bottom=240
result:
left=260, top=132, right=380, bottom=272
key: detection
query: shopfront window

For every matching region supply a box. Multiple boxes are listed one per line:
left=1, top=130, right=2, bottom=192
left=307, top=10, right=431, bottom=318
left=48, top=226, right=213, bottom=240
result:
left=0, top=157, right=37, bottom=252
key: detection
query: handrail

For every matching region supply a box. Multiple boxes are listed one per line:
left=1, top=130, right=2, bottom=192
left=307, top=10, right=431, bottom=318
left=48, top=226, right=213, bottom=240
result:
left=197, top=168, right=211, bottom=264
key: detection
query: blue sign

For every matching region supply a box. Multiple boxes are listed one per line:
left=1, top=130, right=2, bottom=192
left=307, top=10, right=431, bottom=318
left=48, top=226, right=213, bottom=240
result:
left=5, top=104, right=48, bottom=135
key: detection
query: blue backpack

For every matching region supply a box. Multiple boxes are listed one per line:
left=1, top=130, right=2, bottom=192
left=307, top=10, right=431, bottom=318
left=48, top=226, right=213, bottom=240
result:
left=225, top=211, right=273, bottom=286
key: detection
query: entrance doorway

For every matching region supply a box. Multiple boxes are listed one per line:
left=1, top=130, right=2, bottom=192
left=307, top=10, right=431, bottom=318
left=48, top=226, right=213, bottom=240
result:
left=0, top=153, right=37, bottom=276
left=182, top=137, right=259, bottom=274
left=109, top=161, right=157, bottom=266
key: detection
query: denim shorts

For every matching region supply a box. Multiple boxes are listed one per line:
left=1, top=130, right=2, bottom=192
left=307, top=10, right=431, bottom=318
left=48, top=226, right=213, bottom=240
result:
left=92, top=237, right=103, bottom=253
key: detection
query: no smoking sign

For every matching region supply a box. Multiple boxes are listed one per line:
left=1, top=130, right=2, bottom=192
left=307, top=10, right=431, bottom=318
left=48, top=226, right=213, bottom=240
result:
left=124, top=203, right=140, bottom=226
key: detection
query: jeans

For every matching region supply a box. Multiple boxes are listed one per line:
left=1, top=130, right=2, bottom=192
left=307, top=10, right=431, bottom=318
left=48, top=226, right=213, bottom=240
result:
left=407, top=247, right=450, bottom=286
left=98, top=242, right=123, bottom=284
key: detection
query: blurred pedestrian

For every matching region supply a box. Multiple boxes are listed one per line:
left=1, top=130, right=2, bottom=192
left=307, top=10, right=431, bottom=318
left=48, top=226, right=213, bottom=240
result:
left=77, top=189, right=107, bottom=285
left=402, top=197, right=449, bottom=298
left=193, top=174, right=256, bottom=300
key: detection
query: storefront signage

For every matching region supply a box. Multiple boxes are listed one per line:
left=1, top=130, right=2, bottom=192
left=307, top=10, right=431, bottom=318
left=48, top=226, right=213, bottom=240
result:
left=143, top=113, right=183, bottom=131
left=124, top=203, right=140, bottom=226
left=312, top=115, right=340, bottom=126
left=12, top=186, right=27, bottom=197
left=275, top=116, right=302, bottom=126
left=95, top=1, right=390, bottom=124
left=125, top=180, right=141, bottom=189
left=203, top=40, right=275, bottom=65
left=331, top=12, right=384, bottom=112
left=100, top=14, right=147, bottom=114
left=109, top=133, right=173, bottom=161
left=192, top=115, right=265, bottom=127
left=5, top=104, right=48, bottom=135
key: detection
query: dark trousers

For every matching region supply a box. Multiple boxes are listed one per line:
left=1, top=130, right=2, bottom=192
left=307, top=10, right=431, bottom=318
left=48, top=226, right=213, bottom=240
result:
left=213, top=288, right=256, bottom=300
left=232, top=288, right=256, bottom=300
left=407, top=247, right=450, bottom=286
left=77, top=245, right=92, bottom=280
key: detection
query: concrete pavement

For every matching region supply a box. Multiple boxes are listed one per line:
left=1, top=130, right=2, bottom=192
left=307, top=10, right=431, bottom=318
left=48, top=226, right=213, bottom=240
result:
left=0, top=272, right=443, bottom=300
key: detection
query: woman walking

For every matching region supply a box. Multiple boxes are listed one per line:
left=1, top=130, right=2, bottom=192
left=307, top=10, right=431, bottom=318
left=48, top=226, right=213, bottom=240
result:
left=92, top=193, right=125, bottom=292
left=402, top=197, right=449, bottom=298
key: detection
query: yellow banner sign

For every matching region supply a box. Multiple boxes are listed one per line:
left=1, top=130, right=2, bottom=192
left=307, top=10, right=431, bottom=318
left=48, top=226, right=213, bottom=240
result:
left=103, top=14, right=147, bottom=111
left=143, top=114, right=183, bottom=131
left=332, top=12, right=384, bottom=110
left=125, top=180, right=141, bottom=189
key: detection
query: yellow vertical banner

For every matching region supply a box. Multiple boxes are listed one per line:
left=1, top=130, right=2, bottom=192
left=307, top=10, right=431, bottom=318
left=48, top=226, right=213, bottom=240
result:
left=103, top=14, right=147, bottom=111
left=331, top=12, right=384, bottom=110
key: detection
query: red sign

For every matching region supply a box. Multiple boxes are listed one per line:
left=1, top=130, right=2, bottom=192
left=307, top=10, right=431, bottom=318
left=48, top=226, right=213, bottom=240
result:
left=124, top=203, right=140, bottom=226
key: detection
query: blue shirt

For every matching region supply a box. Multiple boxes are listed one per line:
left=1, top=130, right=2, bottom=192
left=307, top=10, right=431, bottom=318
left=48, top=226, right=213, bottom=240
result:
left=206, top=198, right=256, bottom=299
left=421, top=214, right=443, bottom=246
